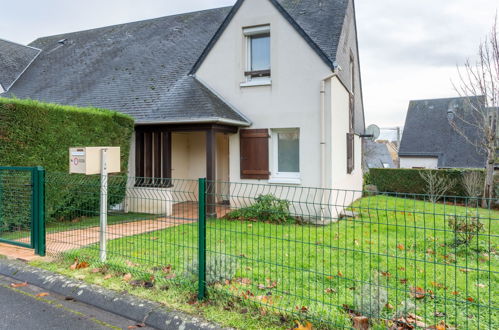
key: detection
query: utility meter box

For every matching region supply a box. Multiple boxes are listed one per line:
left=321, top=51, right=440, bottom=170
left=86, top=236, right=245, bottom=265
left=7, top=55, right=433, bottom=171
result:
left=69, top=147, right=121, bottom=175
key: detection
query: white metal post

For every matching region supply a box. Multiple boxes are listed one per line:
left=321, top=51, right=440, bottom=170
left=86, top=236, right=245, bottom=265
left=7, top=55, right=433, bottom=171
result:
left=99, top=148, right=108, bottom=262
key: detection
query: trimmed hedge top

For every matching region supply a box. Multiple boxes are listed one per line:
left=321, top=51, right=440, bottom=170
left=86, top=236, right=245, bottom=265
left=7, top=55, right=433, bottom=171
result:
left=0, top=97, right=134, bottom=172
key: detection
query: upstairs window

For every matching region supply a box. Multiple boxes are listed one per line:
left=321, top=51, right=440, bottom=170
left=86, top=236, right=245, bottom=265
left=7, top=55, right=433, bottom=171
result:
left=243, top=25, right=271, bottom=84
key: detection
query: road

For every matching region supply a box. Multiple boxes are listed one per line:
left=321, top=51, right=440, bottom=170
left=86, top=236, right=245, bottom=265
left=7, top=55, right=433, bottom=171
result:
left=0, top=274, right=156, bottom=330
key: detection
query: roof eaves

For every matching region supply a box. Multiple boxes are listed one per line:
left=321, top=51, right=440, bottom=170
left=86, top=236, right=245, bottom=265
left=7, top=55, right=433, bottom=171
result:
left=190, top=0, right=336, bottom=75
left=0, top=37, right=42, bottom=52
left=135, top=117, right=251, bottom=127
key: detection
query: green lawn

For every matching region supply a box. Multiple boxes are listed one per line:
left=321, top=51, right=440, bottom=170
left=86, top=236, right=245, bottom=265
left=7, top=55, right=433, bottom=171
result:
left=48, top=196, right=498, bottom=329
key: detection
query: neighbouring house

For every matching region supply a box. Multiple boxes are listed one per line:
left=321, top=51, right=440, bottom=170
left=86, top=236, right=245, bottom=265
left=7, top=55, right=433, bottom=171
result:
left=363, top=140, right=396, bottom=170
left=1, top=0, right=365, bottom=218
left=0, top=38, right=40, bottom=93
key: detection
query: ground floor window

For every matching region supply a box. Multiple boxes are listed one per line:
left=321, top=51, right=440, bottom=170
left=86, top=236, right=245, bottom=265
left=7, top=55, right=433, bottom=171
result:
left=135, top=129, right=171, bottom=186
left=270, top=128, right=300, bottom=183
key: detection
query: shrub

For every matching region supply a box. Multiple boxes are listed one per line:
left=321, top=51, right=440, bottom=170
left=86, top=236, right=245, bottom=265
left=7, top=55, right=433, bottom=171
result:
left=419, top=171, right=455, bottom=203
left=354, top=273, right=388, bottom=319
left=0, top=98, right=134, bottom=223
left=184, top=255, right=238, bottom=285
left=223, top=194, right=294, bottom=224
left=448, top=214, right=485, bottom=246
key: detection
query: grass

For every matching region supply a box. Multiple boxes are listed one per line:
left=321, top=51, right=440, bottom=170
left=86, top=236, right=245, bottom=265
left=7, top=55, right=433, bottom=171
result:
left=35, top=195, right=498, bottom=329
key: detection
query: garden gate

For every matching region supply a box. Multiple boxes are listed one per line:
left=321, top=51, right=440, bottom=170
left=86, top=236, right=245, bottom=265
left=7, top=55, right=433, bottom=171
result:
left=0, top=166, right=45, bottom=256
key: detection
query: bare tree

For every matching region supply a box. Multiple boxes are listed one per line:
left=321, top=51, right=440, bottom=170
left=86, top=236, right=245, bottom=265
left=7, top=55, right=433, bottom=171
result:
left=419, top=171, right=455, bottom=203
left=452, top=18, right=498, bottom=207
left=462, top=171, right=485, bottom=198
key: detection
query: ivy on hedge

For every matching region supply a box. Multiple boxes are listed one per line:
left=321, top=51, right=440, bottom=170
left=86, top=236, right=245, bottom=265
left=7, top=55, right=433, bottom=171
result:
left=366, top=168, right=487, bottom=197
left=0, top=98, right=134, bottom=222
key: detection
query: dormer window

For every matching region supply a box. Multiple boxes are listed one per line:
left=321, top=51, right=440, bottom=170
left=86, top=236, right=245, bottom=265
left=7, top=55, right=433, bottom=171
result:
left=242, top=25, right=271, bottom=86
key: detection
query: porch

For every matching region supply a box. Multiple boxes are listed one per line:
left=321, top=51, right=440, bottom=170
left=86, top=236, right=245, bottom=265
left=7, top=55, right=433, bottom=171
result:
left=127, top=123, right=238, bottom=217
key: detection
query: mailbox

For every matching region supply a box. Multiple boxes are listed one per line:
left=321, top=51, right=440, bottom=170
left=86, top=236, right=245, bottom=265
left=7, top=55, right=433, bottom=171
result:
left=69, top=147, right=121, bottom=175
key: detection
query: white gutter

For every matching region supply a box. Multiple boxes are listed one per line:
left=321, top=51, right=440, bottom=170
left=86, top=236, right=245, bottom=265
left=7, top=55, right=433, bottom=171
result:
left=136, top=117, right=251, bottom=127
left=320, top=72, right=338, bottom=221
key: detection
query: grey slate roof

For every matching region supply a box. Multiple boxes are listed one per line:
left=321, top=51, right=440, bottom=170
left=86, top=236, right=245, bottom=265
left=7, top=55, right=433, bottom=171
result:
left=364, top=140, right=395, bottom=169
left=6, top=7, right=248, bottom=125
left=5, top=0, right=355, bottom=127
left=0, top=39, right=40, bottom=91
left=192, top=0, right=349, bottom=73
left=398, top=96, right=486, bottom=168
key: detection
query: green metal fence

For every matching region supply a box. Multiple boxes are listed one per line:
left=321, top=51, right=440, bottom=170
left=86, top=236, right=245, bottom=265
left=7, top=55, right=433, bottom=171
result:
left=0, top=166, right=45, bottom=255
left=38, top=173, right=497, bottom=329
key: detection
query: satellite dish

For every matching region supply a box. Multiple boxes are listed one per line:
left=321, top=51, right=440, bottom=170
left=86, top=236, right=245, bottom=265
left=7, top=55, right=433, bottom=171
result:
left=365, top=124, right=380, bottom=141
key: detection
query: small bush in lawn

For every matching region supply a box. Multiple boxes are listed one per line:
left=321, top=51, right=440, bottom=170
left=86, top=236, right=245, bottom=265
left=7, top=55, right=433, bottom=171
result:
left=354, top=273, right=388, bottom=319
left=448, top=214, right=484, bottom=246
left=184, top=255, right=238, bottom=285
left=223, top=194, right=294, bottom=224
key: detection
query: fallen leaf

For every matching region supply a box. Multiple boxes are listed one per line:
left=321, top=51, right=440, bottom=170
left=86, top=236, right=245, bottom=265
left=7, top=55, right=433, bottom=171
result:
left=236, top=278, right=251, bottom=285
left=467, top=297, right=474, bottom=302
left=294, top=320, right=313, bottom=330
left=123, top=273, right=132, bottom=282
left=324, top=288, right=336, bottom=294
left=426, top=249, right=435, bottom=255
left=451, top=291, right=459, bottom=295
left=476, top=283, right=486, bottom=288
left=36, top=292, right=49, bottom=297
left=431, top=281, right=444, bottom=288
left=10, top=282, right=28, bottom=288
left=400, top=278, right=408, bottom=284
left=295, top=306, right=308, bottom=313
left=385, top=303, right=394, bottom=310
left=337, top=271, right=343, bottom=277
left=459, top=268, right=472, bottom=273
left=399, top=267, right=406, bottom=271
left=103, top=274, right=113, bottom=280
left=149, top=237, right=158, bottom=241
left=164, top=273, right=176, bottom=280
left=352, top=316, right=369, bottom=330
left=397, top=244, right=405, bottom=250
left=266, top=278, right=277, bottom=289
left=91, top=268, right=101, bottom=273
left=410, top=286, right=425, bottom=299
left=381, top=271, right=391, bottom=278
left=125, top=260, right=139, bottom=267
left=326, top=275, right=334, bottom=280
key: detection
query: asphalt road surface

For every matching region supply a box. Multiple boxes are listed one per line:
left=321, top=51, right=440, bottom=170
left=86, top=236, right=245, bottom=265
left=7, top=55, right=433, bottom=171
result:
left=0, top=274, right=156, bottom=330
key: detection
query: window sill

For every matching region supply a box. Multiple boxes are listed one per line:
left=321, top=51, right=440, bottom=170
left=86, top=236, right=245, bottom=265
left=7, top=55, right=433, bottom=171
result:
left=268, top=177, right=301, bottom=185
left=240, top=79, right=272, bottom=87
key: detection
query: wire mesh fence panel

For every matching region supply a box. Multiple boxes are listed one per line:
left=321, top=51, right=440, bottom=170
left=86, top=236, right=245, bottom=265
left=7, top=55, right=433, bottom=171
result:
left=44, top=173, right=200, bottom=287
left=0, top=168, right=33, bottom=246
left=204, top=181, right=498, bottom=329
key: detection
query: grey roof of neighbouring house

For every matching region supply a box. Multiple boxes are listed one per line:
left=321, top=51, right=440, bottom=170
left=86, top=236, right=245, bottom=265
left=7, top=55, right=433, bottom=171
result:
left=364, top=140, right=395, bottom=168
left=0, top=39, right=40, bottom=91
left=398, top=96, right=486, bottom=168
left=4, top=0, right=352, bottom=125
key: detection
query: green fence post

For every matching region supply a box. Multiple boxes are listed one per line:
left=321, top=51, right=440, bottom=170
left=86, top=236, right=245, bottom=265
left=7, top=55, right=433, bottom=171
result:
left=34, top=167, right=46, bottom=256
left=198, top=178, right=207, bottom=301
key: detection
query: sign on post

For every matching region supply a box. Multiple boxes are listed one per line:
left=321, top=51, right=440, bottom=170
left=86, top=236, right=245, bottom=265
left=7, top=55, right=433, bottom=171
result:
left=69, top=147, right=121, bottom=262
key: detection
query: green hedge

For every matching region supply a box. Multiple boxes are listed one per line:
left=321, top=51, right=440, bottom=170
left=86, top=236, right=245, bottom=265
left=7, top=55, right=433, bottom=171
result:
left=0, top=98, right=134, bottom=222
left=366, top=168, right=487, bottom=197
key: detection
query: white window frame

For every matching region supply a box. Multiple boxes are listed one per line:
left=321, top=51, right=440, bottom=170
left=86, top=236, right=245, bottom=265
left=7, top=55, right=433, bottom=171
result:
left=241, top=25, right=271, bottom=87
left=269, top=128, right=301, bottom=184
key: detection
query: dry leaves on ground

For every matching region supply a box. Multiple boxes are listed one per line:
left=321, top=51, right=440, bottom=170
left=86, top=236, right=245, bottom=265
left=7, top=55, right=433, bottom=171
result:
left=36, top=292, right=49, bottom=297
left=10, top=282, right=28, bottom=288
left=294, top=320, right=313, bottom=330
left=410, top=286, right=425, bottom=299
left=123, top=273, right=132, bottom=282
left=69, top=260, right=89, bottom=270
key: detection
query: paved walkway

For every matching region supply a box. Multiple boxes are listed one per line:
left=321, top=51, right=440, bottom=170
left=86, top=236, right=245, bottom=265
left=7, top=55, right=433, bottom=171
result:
left=0, top=202, right=229, bottom=261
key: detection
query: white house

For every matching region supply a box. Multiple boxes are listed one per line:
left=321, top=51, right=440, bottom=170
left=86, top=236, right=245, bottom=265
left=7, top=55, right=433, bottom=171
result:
left=2, top=0, right=366, bottom=218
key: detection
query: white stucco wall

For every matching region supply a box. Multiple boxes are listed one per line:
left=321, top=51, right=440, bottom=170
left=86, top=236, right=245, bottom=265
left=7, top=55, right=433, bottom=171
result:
left=399, top=157, right=438, bottom=169
left=196, top=0, right=333, bottom=189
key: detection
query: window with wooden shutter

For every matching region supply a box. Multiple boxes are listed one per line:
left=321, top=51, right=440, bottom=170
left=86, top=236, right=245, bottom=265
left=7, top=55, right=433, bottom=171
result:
left=347, top=132, right=354, bottom=174
left=240, top=129, right=270, bottom=179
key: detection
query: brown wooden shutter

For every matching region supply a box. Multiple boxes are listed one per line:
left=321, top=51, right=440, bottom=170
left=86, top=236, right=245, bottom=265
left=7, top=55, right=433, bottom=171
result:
left=240, top=129, right=270, bottom=179
left=347, top=133, right=355, bottom=174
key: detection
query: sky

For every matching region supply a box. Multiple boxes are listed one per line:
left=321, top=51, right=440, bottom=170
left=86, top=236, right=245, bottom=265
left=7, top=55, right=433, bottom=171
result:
left=1, top=0, right=497, bottom=128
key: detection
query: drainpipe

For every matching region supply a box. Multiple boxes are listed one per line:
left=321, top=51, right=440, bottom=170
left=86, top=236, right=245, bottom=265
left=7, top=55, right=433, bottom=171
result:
left=320, top=72, right=338, bottom=221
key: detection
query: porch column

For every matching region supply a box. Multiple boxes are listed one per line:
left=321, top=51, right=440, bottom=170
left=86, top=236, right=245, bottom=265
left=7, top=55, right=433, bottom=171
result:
left=206, top=128, right=217, bottom=218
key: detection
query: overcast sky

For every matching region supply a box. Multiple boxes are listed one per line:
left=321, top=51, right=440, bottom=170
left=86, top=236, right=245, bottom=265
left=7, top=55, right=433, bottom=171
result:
left=1, top=0, right=497, bottom=128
